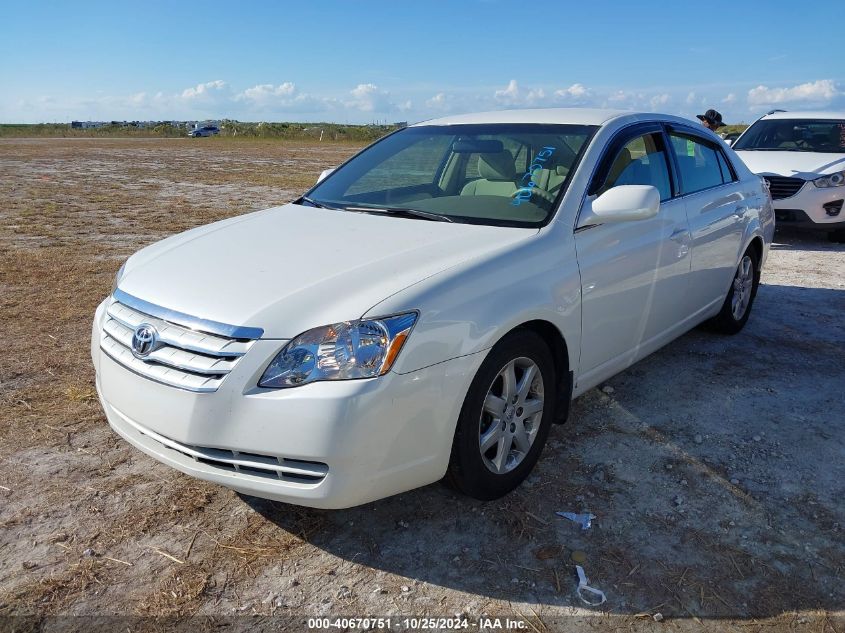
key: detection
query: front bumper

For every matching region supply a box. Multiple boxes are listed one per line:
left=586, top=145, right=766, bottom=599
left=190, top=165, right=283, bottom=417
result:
left=92, top=300, right=484, bottom=509
left=773, top=182, right=845, bottom=230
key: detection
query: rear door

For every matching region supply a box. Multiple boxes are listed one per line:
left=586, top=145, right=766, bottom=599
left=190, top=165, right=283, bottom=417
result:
left=574, top=124, right=692, bottom=386
left=666, top=126, right=745, bottom=315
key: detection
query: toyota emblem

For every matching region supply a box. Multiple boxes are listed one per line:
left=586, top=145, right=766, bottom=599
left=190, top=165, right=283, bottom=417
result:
left=131, top=323, right=158, bottom=358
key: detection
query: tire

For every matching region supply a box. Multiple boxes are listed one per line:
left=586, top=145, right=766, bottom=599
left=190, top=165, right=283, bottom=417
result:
left=707, top=247, right=760, bottom=334
left=446, top=329, right=557, bottom=500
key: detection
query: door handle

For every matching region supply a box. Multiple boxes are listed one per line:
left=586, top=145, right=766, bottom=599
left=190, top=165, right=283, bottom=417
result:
left=669, top=228, right=691, bottom=243
left=733, top=206, right=747, bottom=218
left=669, top=228, right=691, bottom=259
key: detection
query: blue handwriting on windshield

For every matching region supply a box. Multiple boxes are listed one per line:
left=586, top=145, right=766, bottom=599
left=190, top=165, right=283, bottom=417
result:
left=511, top=147, right=556, bottom=206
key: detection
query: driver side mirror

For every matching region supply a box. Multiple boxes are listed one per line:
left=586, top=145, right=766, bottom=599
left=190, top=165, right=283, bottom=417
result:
left=579, top=185, right=660, bottom=227
left=317, top=168, right=335, bottom=184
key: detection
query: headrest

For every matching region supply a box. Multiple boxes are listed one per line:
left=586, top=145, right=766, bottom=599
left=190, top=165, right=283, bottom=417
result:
left=478, top=150, right=516, bottom=181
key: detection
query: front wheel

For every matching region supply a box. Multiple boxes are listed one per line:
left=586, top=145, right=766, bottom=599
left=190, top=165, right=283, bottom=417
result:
left=446, top=330, right=556, bottom=500
left=707, top=248, right=760, bottom=334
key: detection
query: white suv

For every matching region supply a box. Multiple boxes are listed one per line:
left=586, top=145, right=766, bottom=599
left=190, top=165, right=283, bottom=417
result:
left=92, top=108, right=773, bottom=508
left=733, top=110, right=845, bottom=242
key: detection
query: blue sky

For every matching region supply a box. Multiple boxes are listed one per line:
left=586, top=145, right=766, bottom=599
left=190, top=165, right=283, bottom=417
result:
left=1, top=0, right=843, bottom=124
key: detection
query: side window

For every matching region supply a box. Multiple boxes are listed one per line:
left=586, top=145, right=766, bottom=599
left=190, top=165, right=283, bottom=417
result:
left=598, top=132, right=672, bottom=201
left=669, top=132, right=726, bottom=194
left=345, top=135, right=452, bottom=195
left=716, top=150, right=736, bottom=183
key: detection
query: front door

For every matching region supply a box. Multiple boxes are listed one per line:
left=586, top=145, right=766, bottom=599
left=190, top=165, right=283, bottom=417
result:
left=574, top=127, right=692, bottom=389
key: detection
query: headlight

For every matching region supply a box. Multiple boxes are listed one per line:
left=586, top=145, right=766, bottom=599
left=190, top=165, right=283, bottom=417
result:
left=112, top=260, right=127, bottom=295
left=813, top=171, right=845, bottom=188
left=258, top=312, right=417, bottom=389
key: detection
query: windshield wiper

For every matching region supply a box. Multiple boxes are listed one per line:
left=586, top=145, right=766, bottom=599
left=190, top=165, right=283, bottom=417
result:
left=297, top=195, right=340, bottom=210
left=344, top=205, right=454, bottom=223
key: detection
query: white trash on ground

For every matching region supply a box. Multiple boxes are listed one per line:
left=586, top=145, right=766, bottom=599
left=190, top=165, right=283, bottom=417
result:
left=556, top=511, right=596, bottom=530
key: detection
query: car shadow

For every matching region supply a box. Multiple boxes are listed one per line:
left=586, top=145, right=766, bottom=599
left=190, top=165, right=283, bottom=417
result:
left=243, top=282, right=845, bottom=621
left=770, top=226, right=844, bottom=252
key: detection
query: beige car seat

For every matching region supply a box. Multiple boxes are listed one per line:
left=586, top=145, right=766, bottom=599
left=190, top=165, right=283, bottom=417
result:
left=461, top=150, right=517, bottom=196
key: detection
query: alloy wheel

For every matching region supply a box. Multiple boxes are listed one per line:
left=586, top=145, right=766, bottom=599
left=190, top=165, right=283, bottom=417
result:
left=478, top=357, right=544, bottom=474
left=731, top=255, right=754, bottom=320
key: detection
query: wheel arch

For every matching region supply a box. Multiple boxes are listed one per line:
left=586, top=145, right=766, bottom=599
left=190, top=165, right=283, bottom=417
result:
left=746, top=235, right=764, bottom=269
left=505, top=319, right=573, bottom=424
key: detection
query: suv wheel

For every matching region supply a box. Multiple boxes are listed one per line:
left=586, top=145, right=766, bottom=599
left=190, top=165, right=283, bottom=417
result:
left=446, top=330, right=556, bottom=500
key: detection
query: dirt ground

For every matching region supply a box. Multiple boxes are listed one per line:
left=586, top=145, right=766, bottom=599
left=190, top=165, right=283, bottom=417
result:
left=0, top=138, right=843, bottom=632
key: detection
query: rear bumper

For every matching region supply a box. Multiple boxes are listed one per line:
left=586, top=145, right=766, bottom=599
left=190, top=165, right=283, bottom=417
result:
left=92, top=301, right=485, bottom=509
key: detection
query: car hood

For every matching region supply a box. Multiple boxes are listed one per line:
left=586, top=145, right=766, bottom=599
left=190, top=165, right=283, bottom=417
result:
left=118, top=203, right=537, bottom=338
left=734, top=150, right=845, bottom=179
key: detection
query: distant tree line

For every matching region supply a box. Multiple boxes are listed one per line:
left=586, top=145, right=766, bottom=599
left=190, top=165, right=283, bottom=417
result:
left=0, top=121, right=403, bottom=142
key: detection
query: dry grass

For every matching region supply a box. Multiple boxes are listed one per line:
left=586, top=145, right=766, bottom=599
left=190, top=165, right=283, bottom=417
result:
left=0, top=137, right=359, bottom=621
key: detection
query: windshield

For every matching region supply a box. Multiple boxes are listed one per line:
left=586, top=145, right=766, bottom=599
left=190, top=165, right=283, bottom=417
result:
left=304, top=123, right=597, bottom=227
left=734, top=118, right=845, bottom=153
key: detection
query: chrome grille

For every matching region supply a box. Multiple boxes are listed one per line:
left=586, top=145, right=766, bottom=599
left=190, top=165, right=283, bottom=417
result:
left=763, top=176, right=805, bottom=200
left=100, top=297, right=257, bottom=393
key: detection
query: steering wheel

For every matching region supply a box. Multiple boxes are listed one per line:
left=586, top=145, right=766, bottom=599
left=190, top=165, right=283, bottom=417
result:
left=510, top=186, right=556, bottom=208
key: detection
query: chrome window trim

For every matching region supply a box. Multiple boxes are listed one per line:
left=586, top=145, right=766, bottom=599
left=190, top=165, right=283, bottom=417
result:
left=112, top=288, right=264, bottom=340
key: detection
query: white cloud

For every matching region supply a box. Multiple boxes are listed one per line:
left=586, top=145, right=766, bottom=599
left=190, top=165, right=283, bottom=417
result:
left=425, top=92, right=451, bottom=110
left=13, top=75, right=841, bottom=125
left=239, top=82, right=297, bottom=104
left=747, top=79, right=841, bottom=106
left=649, top=93, right=670, bottom=110
left=607, top=90, right=632, bottom=104
left=234, top=82, right=334, bottom=114
left=345, top=83, right=396, bottom=112
left=494, top=79, right=520, bottom=104
left=180, top=80, right=230, bottom=101
left=553, top=83, right=592, bottom=104
left=493, top=80, right=545, bottom=106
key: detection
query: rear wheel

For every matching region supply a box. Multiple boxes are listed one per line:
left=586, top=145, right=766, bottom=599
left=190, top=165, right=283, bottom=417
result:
left=707, top=248, right=760, bottom=334
left=446, top=330, right=556, bottom=500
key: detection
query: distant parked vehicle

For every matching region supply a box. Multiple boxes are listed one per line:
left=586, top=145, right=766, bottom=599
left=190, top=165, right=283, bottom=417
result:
left=733, top=110, right=845, bottom=242
left=721, top=131, right=742, bottom=146
left=188, top=125, right=219, bottom=137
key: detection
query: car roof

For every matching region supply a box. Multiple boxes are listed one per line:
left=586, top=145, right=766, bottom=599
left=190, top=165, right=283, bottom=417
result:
left=413, top=108, right=633, bottom=127
left=412, top=108, right=708, bottom=131
left=760, top=110, right=845, bottom=121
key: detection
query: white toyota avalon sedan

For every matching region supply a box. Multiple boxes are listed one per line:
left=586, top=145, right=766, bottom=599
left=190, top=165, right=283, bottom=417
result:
left=732, top=110, right=845, bottom=242
left=92, top=108, right=774, bottom=508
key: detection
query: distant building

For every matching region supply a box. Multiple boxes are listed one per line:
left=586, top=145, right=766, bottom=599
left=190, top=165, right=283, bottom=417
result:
left=70, top=121, right=109, bottom=129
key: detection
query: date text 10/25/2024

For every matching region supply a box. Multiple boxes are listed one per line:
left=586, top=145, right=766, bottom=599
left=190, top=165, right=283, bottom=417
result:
left=307, top=616, right=529, bottom=630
